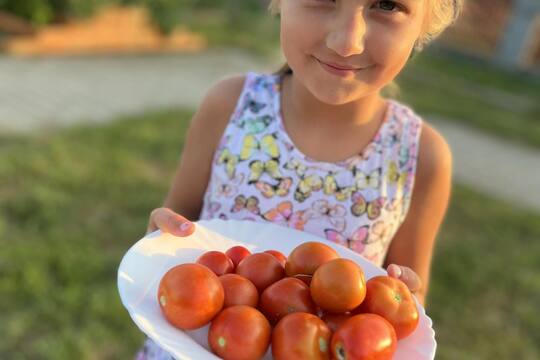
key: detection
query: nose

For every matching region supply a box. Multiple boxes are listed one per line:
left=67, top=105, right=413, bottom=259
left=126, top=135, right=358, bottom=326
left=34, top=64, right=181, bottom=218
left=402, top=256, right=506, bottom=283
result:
left=326, top=10, right=367, bottom=57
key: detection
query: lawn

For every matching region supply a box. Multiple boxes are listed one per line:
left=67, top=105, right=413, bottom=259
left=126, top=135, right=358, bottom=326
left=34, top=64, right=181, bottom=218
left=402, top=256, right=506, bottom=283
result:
left=397, top=48, right=540, bottom=149
left=1, top=109, right=539, bottom=359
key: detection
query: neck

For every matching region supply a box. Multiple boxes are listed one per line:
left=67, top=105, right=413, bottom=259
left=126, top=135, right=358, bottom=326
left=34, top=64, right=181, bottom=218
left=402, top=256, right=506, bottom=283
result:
left=282, top=73, right=387, bottom=130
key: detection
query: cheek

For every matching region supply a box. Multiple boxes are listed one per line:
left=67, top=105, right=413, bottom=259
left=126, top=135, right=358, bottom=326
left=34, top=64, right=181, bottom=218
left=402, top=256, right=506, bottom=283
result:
left=280, top=11, right=322, bottom=69
left=365, top=28, right=416, bottom=82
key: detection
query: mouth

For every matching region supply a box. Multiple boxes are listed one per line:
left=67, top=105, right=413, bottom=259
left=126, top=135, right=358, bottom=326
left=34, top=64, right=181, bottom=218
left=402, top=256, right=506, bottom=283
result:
left=314, top=57, right=368, bottom=77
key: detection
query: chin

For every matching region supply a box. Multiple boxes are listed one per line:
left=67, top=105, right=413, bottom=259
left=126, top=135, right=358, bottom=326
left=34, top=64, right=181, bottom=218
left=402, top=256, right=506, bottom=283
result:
left=308, top=80, right=376, bottom=106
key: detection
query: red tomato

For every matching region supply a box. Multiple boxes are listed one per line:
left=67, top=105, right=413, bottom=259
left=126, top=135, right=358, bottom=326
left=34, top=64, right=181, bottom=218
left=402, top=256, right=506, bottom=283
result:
left=331, top=314, right=397, bottom=360
left=285, top=242, right=339, bottom=277
left=196, top=251, right=234, bottom=276
left=293, top=274, right=313, bottom=286
left=264, top=250, right=287, bottom=267
left=355, top=275, right=419, bottom=339
left=310, top=258, right=366, bottom=313
left=259, top=277, right=317, bottom=325
left=225, top=246, right=251, bottom=268
left=157, top=263, right=224, bottom=330
left=272, top=312, right=332, bottom=360
left=219, top=273, right=259, bottom=308
left=320, top=312, right=352, bottom=333
left=208, top=305, right=271, bottom=360
left=236, top=253, right=285, bottom=292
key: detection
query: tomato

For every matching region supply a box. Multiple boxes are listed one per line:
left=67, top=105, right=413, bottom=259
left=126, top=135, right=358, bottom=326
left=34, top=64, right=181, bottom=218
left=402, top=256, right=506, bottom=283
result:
left=219, top=273, right=259, bottom=308
left=310, top=258, right=366, bottom=313
left=157, top=263, right=224, bottom=330
left=272, top=312, right=332, bottom=360
left=320, top=312, right=352, bottom=333
left=196, top=251, right=234, bottom=276
left=355, top=275, right=419, bottom=339
left=285, top=242, right=339, bottom=277
left=331, top=313, right=397, bottom=360
left=208, top=305, right=271, bottom=360
left=293, top=274, right=313, bottom=286
left=225, top=246, right=252, bottom=268
left=236, top=252, right=285, bottom=292
left=259, top=277, right=317, bottom=325
left=264, top=250, right=287, bottom=267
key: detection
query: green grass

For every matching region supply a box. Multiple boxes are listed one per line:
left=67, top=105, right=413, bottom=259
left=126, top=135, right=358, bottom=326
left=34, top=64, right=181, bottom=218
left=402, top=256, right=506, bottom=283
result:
left=1, top=109, right=539, bottom=359
left=396, top=49, right=540, bottom=148
left=181, top=7, right=281, bottom=56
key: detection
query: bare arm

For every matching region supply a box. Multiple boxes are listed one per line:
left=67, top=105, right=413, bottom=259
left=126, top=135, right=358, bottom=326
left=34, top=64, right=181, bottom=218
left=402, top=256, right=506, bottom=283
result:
left=383, top=123, right=453, bottom=307
left=147, top=75, right=246, bottom=234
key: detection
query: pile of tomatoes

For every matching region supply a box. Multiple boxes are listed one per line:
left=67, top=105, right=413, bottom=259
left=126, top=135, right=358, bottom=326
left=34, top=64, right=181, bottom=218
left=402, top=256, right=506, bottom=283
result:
left=157, top=241, right=419, bottom=360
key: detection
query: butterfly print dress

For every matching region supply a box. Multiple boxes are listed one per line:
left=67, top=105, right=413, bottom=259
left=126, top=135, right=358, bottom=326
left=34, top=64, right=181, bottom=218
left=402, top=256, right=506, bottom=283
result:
left=200, top=72, right=423, bottom=267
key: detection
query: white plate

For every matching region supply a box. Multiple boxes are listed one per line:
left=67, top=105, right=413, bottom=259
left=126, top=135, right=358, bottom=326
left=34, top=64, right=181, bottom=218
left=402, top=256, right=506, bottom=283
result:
left=118, top=219, right=436, bottom=359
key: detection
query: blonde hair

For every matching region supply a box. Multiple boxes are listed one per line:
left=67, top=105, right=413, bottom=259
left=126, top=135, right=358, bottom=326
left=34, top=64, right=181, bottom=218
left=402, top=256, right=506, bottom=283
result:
left=269, top=0, right=464, bottom=96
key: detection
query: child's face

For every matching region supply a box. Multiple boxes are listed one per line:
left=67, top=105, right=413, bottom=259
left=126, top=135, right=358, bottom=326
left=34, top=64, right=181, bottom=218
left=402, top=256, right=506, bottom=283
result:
left=279, top=0, right=425, bottom=104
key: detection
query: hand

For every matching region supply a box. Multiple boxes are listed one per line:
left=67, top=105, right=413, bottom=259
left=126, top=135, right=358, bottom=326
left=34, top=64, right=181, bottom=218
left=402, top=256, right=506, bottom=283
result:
left=386, top=264, right=422, bottom=294
left=147, top=207, right=196, bottom=237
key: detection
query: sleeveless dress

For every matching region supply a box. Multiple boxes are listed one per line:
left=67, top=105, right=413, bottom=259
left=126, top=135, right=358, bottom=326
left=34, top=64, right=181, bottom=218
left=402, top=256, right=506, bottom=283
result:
left=136, top=71, right=422, bottom=359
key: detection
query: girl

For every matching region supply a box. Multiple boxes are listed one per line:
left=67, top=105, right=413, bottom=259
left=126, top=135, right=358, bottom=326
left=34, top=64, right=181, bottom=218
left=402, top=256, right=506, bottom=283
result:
left=137, top=0, right=462, bottom=358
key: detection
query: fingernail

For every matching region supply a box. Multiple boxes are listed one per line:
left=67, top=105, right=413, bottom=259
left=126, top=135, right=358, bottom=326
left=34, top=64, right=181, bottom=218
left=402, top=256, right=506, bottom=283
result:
left=180, top=222, right=192, bottom=232
left=395, top=266, right=403, bottom=278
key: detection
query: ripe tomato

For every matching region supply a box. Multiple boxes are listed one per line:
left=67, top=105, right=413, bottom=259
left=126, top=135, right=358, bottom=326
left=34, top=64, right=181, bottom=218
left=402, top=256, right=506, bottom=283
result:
left=196, top=251, right=234, bottom=276
left=320, top=312, right=352, bottom=333
left=225, top=245, right=251, bottom=268
left=259, top=277, right=317, bottom=325
left=236, top=253, right=285, bottom=292
left=285, top=242, right=339, bottom=277
left=272, top=312, right=332, bottom=360
left=157, top=263, right=224, bottom=330
left=331, top=313, right=397, bottom=360
left=293, top=274, right=313, bottom=286
left=355, top=275, right=419, bottom=339
left=310, top=258, right=366, bottom=313
left=264, top=250, right=287, bottom=267
left=208, top=305, right=271, bottom=360
left=219, top=273, right=259, bottom=308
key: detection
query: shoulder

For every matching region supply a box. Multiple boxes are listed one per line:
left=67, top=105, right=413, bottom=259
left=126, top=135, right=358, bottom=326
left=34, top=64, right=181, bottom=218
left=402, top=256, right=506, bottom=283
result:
left=197, top=74, right=247, bottom=124
left=203, top=74, right=247, bottom=111
left=391, top=100, right=452, bottom=181
left=417, top=121, right=453, bottom=185
left=187, top=74, right=248, bottom=148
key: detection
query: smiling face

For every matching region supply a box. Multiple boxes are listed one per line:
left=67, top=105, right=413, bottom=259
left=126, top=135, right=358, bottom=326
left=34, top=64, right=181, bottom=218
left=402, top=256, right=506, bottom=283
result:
left=279, top=0, right=426, bottom=105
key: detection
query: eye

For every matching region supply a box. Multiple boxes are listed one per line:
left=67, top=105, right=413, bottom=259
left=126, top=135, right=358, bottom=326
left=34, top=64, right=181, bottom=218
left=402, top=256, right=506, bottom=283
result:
left=374, top=0, right=404, bottom=12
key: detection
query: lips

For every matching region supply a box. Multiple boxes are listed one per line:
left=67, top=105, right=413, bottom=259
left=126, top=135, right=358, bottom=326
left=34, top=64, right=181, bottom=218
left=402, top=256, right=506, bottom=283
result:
left=321, top=60, right=361, bottom=71
left=315, top=57, right=364, bottom=71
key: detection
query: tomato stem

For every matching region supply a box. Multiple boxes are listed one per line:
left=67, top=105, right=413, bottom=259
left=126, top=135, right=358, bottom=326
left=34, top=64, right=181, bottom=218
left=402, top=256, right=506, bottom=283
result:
left=218, top=336, right=226, bottom=348
left=335, top=343, right=346, bottom=360
left=319, top=337, right=328, bottom=353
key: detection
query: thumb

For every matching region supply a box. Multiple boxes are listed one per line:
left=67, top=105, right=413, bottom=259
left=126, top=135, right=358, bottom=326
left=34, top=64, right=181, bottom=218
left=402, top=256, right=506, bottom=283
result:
left=148, top=207, right=195, bottom=237
left=386, top=264, right=422, bottom=293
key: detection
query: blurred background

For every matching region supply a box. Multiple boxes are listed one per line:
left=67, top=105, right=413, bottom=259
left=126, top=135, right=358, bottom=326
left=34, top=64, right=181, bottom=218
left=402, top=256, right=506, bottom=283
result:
left=0, top=0, right=539, bottom=359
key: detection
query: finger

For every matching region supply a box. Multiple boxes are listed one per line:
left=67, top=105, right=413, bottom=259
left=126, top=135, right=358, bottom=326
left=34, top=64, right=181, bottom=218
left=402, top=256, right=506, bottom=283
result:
left=386, top=263, right=402, bottom=278
left=387, top=264, right=422, bottom=293
left=150, top=207, right=195, bottom=237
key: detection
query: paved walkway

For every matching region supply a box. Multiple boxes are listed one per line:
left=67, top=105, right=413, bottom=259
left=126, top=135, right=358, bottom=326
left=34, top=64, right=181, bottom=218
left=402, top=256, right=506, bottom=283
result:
left=429, top=117, right=540, bottom=212
left=1, top=50, right=539, bottom=212
left=0, top=49, right=275, bottom=132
